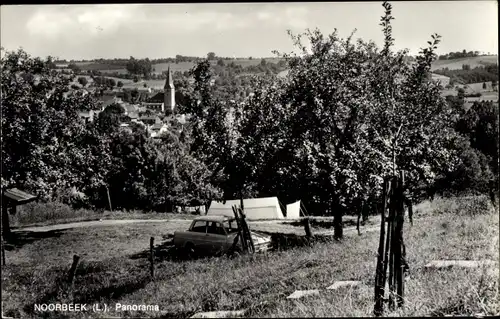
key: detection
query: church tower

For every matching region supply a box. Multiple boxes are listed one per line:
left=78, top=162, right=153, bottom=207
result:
left=164, top=66, right=175, bottom=113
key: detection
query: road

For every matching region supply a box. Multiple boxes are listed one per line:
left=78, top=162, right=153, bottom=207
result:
left=13, top=218, right=301, bottom=233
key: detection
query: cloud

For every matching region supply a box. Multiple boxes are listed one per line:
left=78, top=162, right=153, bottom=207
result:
left=26, top=5, right=140, bottom=38
left=24, top=4, right=310, bottom=40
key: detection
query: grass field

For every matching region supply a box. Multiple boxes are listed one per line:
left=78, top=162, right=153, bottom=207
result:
left=73, top=58, right=285, bottom=77
left=431, top=55, right=498, bottom=71
left=2, top=195, right=498, bottom=318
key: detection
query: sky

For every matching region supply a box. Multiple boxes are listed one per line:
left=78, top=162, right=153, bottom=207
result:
left=0, top=1, right=498, bottom=60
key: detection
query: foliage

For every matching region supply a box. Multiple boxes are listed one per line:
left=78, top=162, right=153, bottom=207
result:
left=126, top=56, right=153, bottom=79
left=77, top=76, right=88, bottom=87
left=1, top=49, right=99, bottom=200
left=182, top=1, right=465, bottom=239
left=438, top=50, right=481, bottom=60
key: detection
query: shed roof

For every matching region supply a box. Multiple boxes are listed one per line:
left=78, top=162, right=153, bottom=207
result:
left=3, top=188, right=37, bottom=204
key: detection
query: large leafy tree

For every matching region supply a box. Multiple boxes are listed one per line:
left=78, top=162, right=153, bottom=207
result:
left=1, top=49, right=100, bottom=200
left=266, top=1, right=462, bottom=238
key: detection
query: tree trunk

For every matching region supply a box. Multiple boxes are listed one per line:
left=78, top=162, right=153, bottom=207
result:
left=2, top=202, right=11, bottom=241
left=332, top=201, right=343, bottom=240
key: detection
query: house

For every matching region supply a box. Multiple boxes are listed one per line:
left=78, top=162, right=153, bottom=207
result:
left=127, top=112, right=139, bottom=122
left=55, top=63, right=69, bottom=68
left=142, top=102, right=165, bottom=112
left=139, top=115, right=161, bottom=126
left=138, top=87, right=152, bottom=93
left=78, top=109, right=102, bottom=123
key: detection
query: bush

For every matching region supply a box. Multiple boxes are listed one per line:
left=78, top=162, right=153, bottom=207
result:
left=417, top=195, right=494, bottom=217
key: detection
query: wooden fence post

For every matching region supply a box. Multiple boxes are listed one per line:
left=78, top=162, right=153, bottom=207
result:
left=232, top=206, right=248, bottom=253
left=395, top=171, right=406, bottom=307
left=68, top=255, right=80, bottom=284
left=303, top=217, right=313, bottom=238
left=2, top=240, right=6, bottom=266
left=240, top=208, right=255, bottom=254
left=374, top=177, right=390, bottom=317
left=387, top=176, right=398, bottom=310
left=106, top=186, right=113, bottom=212
left=150, top=237, right=155, bottom=279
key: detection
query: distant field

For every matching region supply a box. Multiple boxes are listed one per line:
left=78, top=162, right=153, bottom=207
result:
left=440, top=81, right=498, bottom=101
left=99, top=68, right=128, bottom=75
left=72, top=58, right=285, bottom=76
left=431, top=55, right=498, bottom=71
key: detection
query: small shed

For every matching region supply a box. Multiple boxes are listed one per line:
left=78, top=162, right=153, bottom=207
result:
left=2, top=188, right=37, bottom=238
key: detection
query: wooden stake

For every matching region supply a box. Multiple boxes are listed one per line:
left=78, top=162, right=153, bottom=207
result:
left=387, top=177, right=398, bottom=310
left=240, top=208, right=255, bottom=253
left=150, top=237, right=155, bottom=279
left=395, top=171, right=406, bottom=307
left=374, top=177, right=390, bottom=317
left=303, top=217, right=313, bottom=238
left=1, top=240, right=6, bottom=266
left=232, top=206, right=247, bottom=253
left=68, top=255, right=80, bottom=284
left=106, top=186, right=113, bottom=212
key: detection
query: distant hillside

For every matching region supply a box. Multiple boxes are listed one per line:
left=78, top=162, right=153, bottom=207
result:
left=74, top=58, right=285, bottom=76
left=431, top=55, right=497, bottom=71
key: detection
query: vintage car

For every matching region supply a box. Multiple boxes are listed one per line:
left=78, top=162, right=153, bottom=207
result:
left=173, top=215, right=271, bottom=257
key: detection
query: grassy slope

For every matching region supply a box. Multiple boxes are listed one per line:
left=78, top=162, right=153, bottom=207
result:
left=430, top=55, right=498, bottom=71
left=2, top=196, right=498, bottom=318
left=76, top=58, right=285, bottom=76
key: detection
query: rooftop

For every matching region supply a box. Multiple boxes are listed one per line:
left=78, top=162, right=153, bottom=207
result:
left=3, top=188, right=37, bottom=204
left=193, top=215, right=235, bottom=223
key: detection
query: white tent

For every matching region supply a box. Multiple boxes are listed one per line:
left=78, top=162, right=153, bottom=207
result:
left=286, top=200, right=301, bottom=219
left=207, top=197, right=285, bottom=220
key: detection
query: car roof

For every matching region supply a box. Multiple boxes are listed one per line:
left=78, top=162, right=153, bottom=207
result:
left=193, top=215, right=234, bottom=223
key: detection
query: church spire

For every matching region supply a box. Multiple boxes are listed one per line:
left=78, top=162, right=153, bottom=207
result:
left=165, top=66, right=174, bottom=89
left=164, top=65, right=176, bottom=113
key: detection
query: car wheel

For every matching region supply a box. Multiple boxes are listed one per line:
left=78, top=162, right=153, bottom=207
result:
left=184, top=243, right=196, bottom=260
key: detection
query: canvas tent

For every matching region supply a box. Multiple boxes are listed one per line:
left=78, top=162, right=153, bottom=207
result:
left=286, top=200, right=301, bottom=219
left=207, top=197, right=285, bottom=220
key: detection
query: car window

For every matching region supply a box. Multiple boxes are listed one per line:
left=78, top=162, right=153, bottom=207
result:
left=191, top=221, right=207, bottom=233
left=223, top=220, right=239, bottom=233
left=207, top=222, right=226, bottom=235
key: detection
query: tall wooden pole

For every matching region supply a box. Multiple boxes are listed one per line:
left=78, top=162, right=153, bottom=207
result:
left=374, top=177, right=390, bottom=316
left=395, top=171, right=406, bottom=307
left=106, top=186, right=113, bottom=212
left=150, top=237, right=155, bottom=279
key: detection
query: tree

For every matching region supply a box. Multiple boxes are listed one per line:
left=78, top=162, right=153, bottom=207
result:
left=107, top=78, right=116, bottom=88
left=77, top=76, right=88, bottom=87
left=1, top=48, right=100, bottom=201
left=126, top=56, right=152, bottom=79
left=207, top=52, right=216, bottom=60
left=217, top=59, right=225, bottom=66
left=266, top=1, right=462, bottom=239
left=68, top=63, right=81, bottom=73
left=117, top=81, right=123, bottom=88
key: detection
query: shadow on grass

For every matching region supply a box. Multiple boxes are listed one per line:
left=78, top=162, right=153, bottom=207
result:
left=129, top=232, right=339, bottom=264
left=285, top=218, right=366, bottom=229
left=430, top=300, right=473, bottom=317
left=4, top=229, right=67, bottom=251
left=265, top=232, right=338, bottom=251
